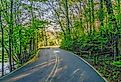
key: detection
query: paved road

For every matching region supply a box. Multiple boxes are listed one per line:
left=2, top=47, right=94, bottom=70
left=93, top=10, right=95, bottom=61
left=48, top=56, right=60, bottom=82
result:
left=0, top=48, right=106, bottom=82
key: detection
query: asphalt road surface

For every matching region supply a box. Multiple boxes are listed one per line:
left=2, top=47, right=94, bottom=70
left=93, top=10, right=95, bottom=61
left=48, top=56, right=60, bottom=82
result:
left=0, top=48, right=106, bottom=82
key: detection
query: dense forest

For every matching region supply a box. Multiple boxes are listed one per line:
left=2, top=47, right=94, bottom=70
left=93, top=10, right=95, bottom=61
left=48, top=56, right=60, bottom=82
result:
left=0, top=0, right=121, bottom=82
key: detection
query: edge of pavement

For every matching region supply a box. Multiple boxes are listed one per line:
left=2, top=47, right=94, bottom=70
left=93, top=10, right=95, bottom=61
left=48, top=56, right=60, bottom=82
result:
left=0, top=49, right=40, bottom=80
left=62, top=49, right=108, bottom=82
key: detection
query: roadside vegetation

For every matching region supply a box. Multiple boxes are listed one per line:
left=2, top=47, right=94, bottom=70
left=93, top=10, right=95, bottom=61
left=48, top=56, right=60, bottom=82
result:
left=0, top=0, right=121, bottom=82
left=56, top=0, right=121, bottom=82
left=0, top=0, right=48, bottom=76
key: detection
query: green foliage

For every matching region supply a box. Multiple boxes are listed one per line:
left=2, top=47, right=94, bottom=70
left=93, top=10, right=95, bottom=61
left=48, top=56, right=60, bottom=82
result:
left=0, top=0, right=121, bottom=81
left=112, top=61, right=121, bottom=67
left=59, top=1, right=121, bottom=81
left=0, top=0, right=48, bottom=75
left=61, top=38, right=73, bottom=50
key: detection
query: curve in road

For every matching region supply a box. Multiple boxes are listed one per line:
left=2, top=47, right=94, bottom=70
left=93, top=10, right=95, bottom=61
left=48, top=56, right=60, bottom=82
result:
left=0, top=48, right=107, bottom=82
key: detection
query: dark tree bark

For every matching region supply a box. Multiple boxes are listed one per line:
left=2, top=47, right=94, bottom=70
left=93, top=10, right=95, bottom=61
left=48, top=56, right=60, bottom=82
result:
left=8, top=0, right=14, bottom=72
left=104, top=0, right=119, bottom=56
left=0, top=9, right=4, bottom=76
left=65, top=0, right=71, bottom=38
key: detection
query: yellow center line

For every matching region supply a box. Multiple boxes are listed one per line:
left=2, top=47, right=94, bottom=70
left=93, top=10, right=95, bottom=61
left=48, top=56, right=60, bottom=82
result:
left=45, top=50, right=59, bottom=82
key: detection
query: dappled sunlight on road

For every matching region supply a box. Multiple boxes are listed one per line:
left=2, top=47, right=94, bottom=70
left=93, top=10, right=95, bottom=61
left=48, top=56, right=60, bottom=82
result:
left=0, top=48, right=106, bottom=82
left=7, top=73, right=31, bottom=82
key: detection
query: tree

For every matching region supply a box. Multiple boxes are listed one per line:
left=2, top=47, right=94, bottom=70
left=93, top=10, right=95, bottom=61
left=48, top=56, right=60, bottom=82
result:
left=0, top=7, right=4, bottom=76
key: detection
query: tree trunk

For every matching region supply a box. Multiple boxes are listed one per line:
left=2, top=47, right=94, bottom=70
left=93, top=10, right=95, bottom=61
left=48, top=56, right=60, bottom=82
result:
left=0, top=10, right=4, bottom=76
left=104, top=0, right=119, bottom=56
left=65, top=0, right=71, bottom=38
